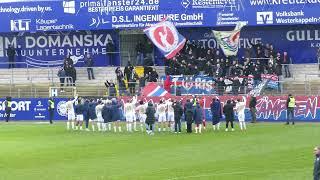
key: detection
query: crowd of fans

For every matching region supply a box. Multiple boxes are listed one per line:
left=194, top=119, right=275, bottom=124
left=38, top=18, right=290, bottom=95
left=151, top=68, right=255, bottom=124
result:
left=165, top=40, right=292, bottom=79
left=105, top=62, right=159, bottom=96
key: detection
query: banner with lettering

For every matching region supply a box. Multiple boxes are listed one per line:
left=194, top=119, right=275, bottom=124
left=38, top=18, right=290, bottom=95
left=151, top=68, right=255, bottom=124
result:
left=0, top=98, right=67, bottom=121
left=0, top=0, right=320, bottom=32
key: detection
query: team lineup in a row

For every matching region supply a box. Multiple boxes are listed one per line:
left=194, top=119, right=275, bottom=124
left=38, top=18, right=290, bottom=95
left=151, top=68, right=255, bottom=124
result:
left=64, top=96, right=248, bottom=134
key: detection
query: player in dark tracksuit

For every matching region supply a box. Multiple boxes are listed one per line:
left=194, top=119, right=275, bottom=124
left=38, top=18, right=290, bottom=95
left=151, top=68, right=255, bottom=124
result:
left=173, top=101, right=183, bottom=133
left=75, top=99, right=84, bottom=130
left=88, top=99, right=98, bottom=131
left=211, top=98, right=222, bottom=131
left=111, top=98, right=122, bottom=132
left=193, top=102, right=203, bottom=134
left=223, top=100, right=236, bottom=132
left=102, top=100, right=112, bottom=131
left=83, top=99, right=90, bottom=131
left=184, top=99, right=194, bottom=133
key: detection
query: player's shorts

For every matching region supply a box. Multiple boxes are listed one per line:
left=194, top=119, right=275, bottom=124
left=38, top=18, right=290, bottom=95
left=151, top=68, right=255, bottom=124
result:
left=97, top=115, right=103, bottom=122
left=238, top=113, right=245, bottom=122
left=67, top=112, right=75, bottom=121
left=89, top=118, right=97, bottom=122
left=158, top=113, right=167, bottom=122
left=138, top=114, right=147, bottom=123
left=126, top=113, right=135, bottom=122
left=76, top=114, right=83, bottom=121
left=133, top=113, right=137, bottom=122
left=167, top=112, right=174, bottom=122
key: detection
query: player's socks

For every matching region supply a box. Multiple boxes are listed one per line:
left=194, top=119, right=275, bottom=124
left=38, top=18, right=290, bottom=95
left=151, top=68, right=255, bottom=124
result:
left=140, top=124, right=144, bottom=131
left=102, top=123, right=106, bottom=131
left=71, top=122, right=75, bottom=129
left=232, top=128, right=235, bottom=131
left=75, top=126, right=78, bottom=130
left=114, top=126, right=117, bottom=132
left=92, top=124, right=95, bottom=131
left=195, top=127, right=198, bottom=133
left=97, top=123, right=101, bottom=131
left=126, top=123, right=129, bottom=131
left=158, top=128, right=161, bottom=132
left=239, top=122, right=243, bottom=130
left=162, top=128, right=166, bottom=131
left=67, top=122, right=70, bottom=130
left=134, top=122, right=137, bottom=131
left=118, top=126, right=122, bottom=132
left=217, top=123, right=220, bottom=130
left=225, top=128, right=228, bottom=132
left=80, top=126, right=83, bottom=130
left=108, top=123, right=111, bottom=131
left=243, top=122, right=247, bottom=130
left=199, top=124, right=202, bottom=133
left=213, top=125, right=216, bottom=131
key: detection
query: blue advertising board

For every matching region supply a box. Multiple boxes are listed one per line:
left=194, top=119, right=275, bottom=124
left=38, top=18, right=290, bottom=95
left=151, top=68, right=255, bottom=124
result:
left=0, top=0, right=320, bottom=32
left=0, top=30, right=119, bottom=68
left=0, top=98, right=67, bottom=121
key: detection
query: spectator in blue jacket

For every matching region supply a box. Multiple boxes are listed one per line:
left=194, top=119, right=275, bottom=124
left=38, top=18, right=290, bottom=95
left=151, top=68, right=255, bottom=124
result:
left=211, top=97, right=222, bottom=131
left=84, top=54, right=95, bottom=80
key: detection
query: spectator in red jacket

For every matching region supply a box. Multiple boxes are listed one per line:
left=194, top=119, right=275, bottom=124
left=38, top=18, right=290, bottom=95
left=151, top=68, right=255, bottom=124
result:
left=164, top=75, right=172, bottom=93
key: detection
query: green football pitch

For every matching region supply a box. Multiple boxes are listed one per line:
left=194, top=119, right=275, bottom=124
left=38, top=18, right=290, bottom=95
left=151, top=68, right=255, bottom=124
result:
left=0, top=122, right=318, bottom=180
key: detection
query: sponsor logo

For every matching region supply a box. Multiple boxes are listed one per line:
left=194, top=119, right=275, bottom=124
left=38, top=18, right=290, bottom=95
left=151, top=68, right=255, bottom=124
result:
left=190, top=0, right=238, bottom=10
left=181, top=0, right=191, bottom=8
left=257, top=11, right=273, bottom=24
left=63, top=0, right=76, bottom=14
left=57, top=101, right=67, bottom=117
left=10, top=19, right=31, bottom=31
left=0, top=101, right=31, bottom=111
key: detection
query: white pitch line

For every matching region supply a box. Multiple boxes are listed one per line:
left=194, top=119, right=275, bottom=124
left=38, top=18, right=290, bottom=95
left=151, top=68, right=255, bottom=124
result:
left=167, top=167, right=310, bottom=180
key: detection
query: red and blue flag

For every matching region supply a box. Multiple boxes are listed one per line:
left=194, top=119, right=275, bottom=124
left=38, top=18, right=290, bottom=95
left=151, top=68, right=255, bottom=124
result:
left=144, top=19, right=186, bottom=59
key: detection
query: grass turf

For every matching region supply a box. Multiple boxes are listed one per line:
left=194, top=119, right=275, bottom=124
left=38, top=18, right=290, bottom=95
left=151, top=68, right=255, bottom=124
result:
left=0, top=122, right=318, bottom=180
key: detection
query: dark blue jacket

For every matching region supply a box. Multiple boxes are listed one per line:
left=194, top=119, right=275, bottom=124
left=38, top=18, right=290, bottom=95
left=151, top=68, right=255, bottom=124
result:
left=88, top=102, right=97, bottom=119
left=102, top=104, right=112, bottom=123
left=75, top=104, right=84, bottom=115
left=83, top=101, right=90, bottom=120
left=184, top=102, right=194, bottom=124
left=146, top=102, right=156, bottom=124
left=211, top=100, right=222, bottom=125
left=193, top=104, right=203, bottom=124
left=111, top=100, right=122, bottom=121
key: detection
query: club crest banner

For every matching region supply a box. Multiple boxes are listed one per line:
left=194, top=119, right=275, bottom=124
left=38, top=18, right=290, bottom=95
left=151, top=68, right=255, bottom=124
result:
left=144, top=20, right=186, bottom=59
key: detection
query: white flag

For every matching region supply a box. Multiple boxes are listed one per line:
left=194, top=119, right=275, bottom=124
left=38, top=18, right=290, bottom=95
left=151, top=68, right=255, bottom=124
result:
left=212, top=22, right=246, bottom=57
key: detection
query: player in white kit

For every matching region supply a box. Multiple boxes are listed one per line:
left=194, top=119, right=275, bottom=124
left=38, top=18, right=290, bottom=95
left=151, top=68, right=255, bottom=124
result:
left=123, top=96, right=137, bottom=132
left=136, top=99, right=149, bottom=131
left=65, top=95, right=78, bottom=130
left=236, top=97, right=247, bottom=131
left=95, top=100, right=104, bottom=131
left=166, top=99, right=175, bottom=132
left=157, top=99, right=167, bottom=132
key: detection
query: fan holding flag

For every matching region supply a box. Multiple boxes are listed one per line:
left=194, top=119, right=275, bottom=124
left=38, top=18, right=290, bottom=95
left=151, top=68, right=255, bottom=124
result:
left=143, top=18, right=186, bottom=59
left=212, top=21, right=247, bottom=57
